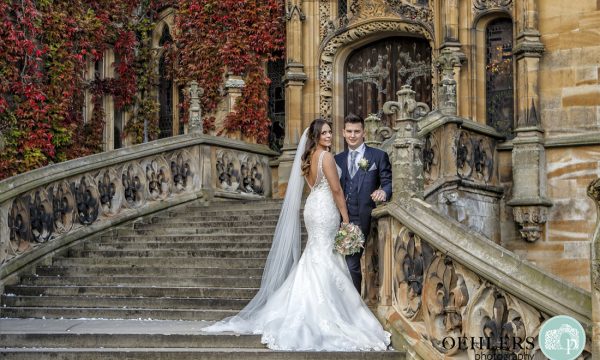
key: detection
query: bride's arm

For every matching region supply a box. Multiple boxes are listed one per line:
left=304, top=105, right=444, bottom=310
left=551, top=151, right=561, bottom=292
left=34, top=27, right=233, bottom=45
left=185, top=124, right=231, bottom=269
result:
left=321, top=152, right=350, bottom=224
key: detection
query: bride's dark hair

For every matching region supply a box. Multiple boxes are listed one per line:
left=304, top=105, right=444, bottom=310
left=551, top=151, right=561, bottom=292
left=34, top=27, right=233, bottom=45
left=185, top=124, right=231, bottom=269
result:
left=301, top=118, right=332, bottom=177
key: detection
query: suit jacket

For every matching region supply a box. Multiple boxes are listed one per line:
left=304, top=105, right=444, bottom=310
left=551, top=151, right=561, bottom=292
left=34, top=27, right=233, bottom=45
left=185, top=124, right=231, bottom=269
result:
left=334, top=145, right=392, bottom=236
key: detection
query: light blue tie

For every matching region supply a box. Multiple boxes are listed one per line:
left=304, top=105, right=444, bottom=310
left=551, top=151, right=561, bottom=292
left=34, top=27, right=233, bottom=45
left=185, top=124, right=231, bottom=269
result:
left=349, top=150, right=358, bottom=178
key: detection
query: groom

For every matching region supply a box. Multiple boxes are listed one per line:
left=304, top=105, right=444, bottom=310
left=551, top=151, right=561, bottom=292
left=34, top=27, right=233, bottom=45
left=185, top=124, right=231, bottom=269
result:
left=335, top=113, right=393, bottom=293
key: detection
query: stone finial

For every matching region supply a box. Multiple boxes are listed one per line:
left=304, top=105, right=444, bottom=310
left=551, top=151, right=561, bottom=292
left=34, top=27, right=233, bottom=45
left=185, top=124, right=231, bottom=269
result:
left=188, top=81, right=204, bottom=134
left=382, top=84, right=430, bottom=201
left=383, top=85, right=430, bottom=130
left=364, top=113, right=392, bottom=148
left=364, top=114, right=382, bottom=147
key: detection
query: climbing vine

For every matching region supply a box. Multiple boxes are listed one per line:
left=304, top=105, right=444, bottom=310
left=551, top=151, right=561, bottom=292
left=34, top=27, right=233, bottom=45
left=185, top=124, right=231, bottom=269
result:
left=0, top=0, right=283, bottom=180
left=173, top=0, right=285, bottom=143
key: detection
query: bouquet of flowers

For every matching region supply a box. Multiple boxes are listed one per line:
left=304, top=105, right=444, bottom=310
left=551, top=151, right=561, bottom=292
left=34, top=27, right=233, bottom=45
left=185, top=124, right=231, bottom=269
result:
left=334, top=223, right=365, bottom=255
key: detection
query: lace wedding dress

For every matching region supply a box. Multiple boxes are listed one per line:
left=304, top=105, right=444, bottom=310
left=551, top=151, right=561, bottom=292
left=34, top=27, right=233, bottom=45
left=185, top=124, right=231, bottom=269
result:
left=203, top=150, right=391, bottom=351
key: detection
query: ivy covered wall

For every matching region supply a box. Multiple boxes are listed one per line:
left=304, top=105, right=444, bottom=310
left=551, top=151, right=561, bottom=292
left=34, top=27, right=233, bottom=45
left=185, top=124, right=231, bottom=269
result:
left=0, top=0, right=284, bottom=180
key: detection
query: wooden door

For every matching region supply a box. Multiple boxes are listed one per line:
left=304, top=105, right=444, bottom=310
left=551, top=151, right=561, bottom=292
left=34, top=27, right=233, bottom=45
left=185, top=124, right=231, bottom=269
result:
left=345, top=37, right=432, bottom=128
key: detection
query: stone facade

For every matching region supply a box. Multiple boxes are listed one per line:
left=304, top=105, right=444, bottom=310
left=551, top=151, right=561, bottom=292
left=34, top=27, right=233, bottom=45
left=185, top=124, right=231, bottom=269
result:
left=278, top=0, right=600, bottom=292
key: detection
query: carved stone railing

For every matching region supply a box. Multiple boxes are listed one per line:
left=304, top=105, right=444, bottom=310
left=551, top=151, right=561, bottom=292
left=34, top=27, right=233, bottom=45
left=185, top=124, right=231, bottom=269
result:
left=0, top=134, right=277, bottom=283
left=370, top=102, right=505, bottom=242
left=587, top=179, right=600, bottom=355
left=418, top=112, right=505, bottom=242
left=363, top=199, right=593, bottom=359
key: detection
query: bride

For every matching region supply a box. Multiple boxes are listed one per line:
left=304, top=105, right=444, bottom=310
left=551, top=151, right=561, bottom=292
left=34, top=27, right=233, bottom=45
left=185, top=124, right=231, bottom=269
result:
left=203, top=119, right=391, bottom=351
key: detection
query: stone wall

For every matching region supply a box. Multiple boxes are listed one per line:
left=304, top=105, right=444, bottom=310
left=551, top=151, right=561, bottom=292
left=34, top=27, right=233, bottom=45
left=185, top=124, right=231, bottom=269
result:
left=278, top=0, right=600, bottom=291
left=539, top=0, right=600, bottom=135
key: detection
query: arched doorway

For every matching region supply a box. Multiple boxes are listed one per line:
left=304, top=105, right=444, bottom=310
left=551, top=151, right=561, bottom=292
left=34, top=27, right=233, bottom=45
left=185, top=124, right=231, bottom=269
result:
left=344, top=37, right=432, bottom=128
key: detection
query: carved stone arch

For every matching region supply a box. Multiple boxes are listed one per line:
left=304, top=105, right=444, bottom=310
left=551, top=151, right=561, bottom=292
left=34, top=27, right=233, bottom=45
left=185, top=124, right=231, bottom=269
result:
left=472, top=8, right=513, bottom=29
left=152, top=8, right=175, bottom=49
left=318, top=19, right=435, bottom=150
left=152, top=8, right=180, bottom=139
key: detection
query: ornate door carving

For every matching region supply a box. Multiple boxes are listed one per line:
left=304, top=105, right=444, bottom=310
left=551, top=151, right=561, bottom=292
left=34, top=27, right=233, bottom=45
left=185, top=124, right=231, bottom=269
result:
left=345, top=37, right=432, bottom=127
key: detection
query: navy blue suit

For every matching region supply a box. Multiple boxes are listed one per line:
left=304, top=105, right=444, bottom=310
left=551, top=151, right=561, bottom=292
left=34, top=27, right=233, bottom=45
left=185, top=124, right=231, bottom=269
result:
left=334, top=145, right=392, bottom=292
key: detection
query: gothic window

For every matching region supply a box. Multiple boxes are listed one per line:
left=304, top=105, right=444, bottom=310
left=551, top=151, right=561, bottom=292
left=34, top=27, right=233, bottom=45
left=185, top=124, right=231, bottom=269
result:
left=345, top=37, right=432, bottom=129
left=267, top=59, right=285, bottom=152
left=158, top=26, right=173, bottom=139
left=114, top=108, right=123, bottom=149
left=338, top=0, right=348, bottom=18
left=486, top=18, right=514, bottom=139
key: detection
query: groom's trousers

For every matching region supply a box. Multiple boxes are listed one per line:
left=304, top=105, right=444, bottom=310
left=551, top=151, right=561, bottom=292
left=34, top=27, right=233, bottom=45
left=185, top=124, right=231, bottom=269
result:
left=345, top=249, right=364, bottom=293
left=345, top=213, right=368, bottom=293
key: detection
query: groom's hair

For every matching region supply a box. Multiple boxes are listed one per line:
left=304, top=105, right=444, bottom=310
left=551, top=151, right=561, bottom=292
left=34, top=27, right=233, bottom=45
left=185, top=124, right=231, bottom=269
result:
left=344, top=113, right=364, bottom=129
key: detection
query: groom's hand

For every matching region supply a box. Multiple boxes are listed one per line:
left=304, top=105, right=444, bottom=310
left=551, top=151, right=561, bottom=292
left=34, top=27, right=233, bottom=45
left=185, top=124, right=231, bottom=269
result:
left=370, top=189, right=387, bottom=202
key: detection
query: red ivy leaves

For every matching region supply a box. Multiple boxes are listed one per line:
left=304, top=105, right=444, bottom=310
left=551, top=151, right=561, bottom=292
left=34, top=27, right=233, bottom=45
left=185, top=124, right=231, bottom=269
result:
left=0, top=0, right=283, bottom=180
left=0, top=0, right=171, bottom=179
left=173, top=0, right=285, bottom=143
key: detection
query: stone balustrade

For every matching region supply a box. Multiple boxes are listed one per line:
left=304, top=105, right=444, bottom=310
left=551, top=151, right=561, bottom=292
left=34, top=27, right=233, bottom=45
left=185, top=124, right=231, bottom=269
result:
left=366, top=81, right=593, bottom=359
left=363, top=200, right=592, bottom=359
left=0, top=134, right=277, bottom=282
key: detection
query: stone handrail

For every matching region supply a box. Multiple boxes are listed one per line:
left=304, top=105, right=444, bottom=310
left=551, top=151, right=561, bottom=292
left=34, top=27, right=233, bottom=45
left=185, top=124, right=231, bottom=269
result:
left=0, top=133, right=277, bottom=281
left=365, top=199, right=592, bottom=358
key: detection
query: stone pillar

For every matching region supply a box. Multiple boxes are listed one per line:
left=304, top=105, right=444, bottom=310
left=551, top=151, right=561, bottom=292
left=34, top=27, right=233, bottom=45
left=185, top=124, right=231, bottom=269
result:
left=587, top=179, right=600, bottom=355
left=508, top=0, right=550, bottom=242
left=441, top=0, right=459, bottom=47
left=507, top=120, right=552, bottom=242
left=215, top=74, right=245, bottom=139
left=435, top=49, right=461, bottom=116
left=277, top=1, right=307, bottom=197
left=383, top=85, right=430, bottom=201
left=188, top=81, right=203, bottom=135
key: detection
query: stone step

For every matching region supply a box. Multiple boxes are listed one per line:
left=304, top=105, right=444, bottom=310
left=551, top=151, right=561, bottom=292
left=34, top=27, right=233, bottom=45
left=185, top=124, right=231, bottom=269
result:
left=0, top=307, right=237, bottom=320
left=35, top=265, right=264, bottom=277
left=0, top=333, right=263, bottom=349
left=83, top=242, right=273, bottom=251
left=0, top=333, right=264, bottom=349
left=1, top=295, right=249, bottom=310
left=143, top=219, right=282, bottom=227
left=165, top=208, right=282, bottom=217
left=20, top=275, right=261, bottom=288
left=0, top=348, right=400, bottom=359
left=68, top=249, right=270, bottom=258
left=0, top=319, right=401, bottom=358
left=114, top=227, right=281, bottom=235
left=52, top=257, right=267, bottom=268
left=4, top=285, right=258, bottom=299
left=99, top=234, right=278, bottom=242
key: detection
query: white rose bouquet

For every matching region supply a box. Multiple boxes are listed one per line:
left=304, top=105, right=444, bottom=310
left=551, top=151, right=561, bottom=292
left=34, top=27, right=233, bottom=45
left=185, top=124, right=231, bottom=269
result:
left=334, top=223, right=365, bottom=256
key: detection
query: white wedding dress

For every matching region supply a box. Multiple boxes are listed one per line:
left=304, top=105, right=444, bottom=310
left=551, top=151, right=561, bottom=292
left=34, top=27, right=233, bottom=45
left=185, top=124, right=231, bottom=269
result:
left=203, top=151, right=391, bottom=351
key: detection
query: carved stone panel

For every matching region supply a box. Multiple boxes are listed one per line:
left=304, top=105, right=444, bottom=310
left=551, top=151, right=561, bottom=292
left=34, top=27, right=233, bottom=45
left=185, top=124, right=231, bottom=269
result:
left=49, top=181, right=75, bottom=233
left=473, top=0, right=513, bottom=14
left=392, top=226, right=434, bottom=320
left=216, top=149, right=269, bottom=196
left=455, top=130, right=495, bottom=184
left=422, top=256, right=469, bottom=355
left=96, top=168, right=123, bottom=216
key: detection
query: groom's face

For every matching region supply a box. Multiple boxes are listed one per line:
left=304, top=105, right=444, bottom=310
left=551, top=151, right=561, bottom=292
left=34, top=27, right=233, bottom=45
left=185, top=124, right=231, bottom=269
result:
left=343, top=122, right=364, bottom=150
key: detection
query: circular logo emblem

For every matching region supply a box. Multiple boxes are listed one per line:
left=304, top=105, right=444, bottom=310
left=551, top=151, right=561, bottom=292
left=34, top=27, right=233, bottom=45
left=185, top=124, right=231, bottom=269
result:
left=539, top=315, right=585, bottom=360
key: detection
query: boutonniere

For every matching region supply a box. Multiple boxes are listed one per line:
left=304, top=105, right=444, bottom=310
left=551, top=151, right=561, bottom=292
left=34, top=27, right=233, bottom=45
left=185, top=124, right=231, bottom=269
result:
left=358, top=157, right=369, bottom=171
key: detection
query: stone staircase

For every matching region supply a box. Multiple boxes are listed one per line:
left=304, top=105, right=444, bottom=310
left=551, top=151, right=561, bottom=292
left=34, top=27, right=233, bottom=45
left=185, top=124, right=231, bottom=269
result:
left=0, top=199, right=401, bottom=359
